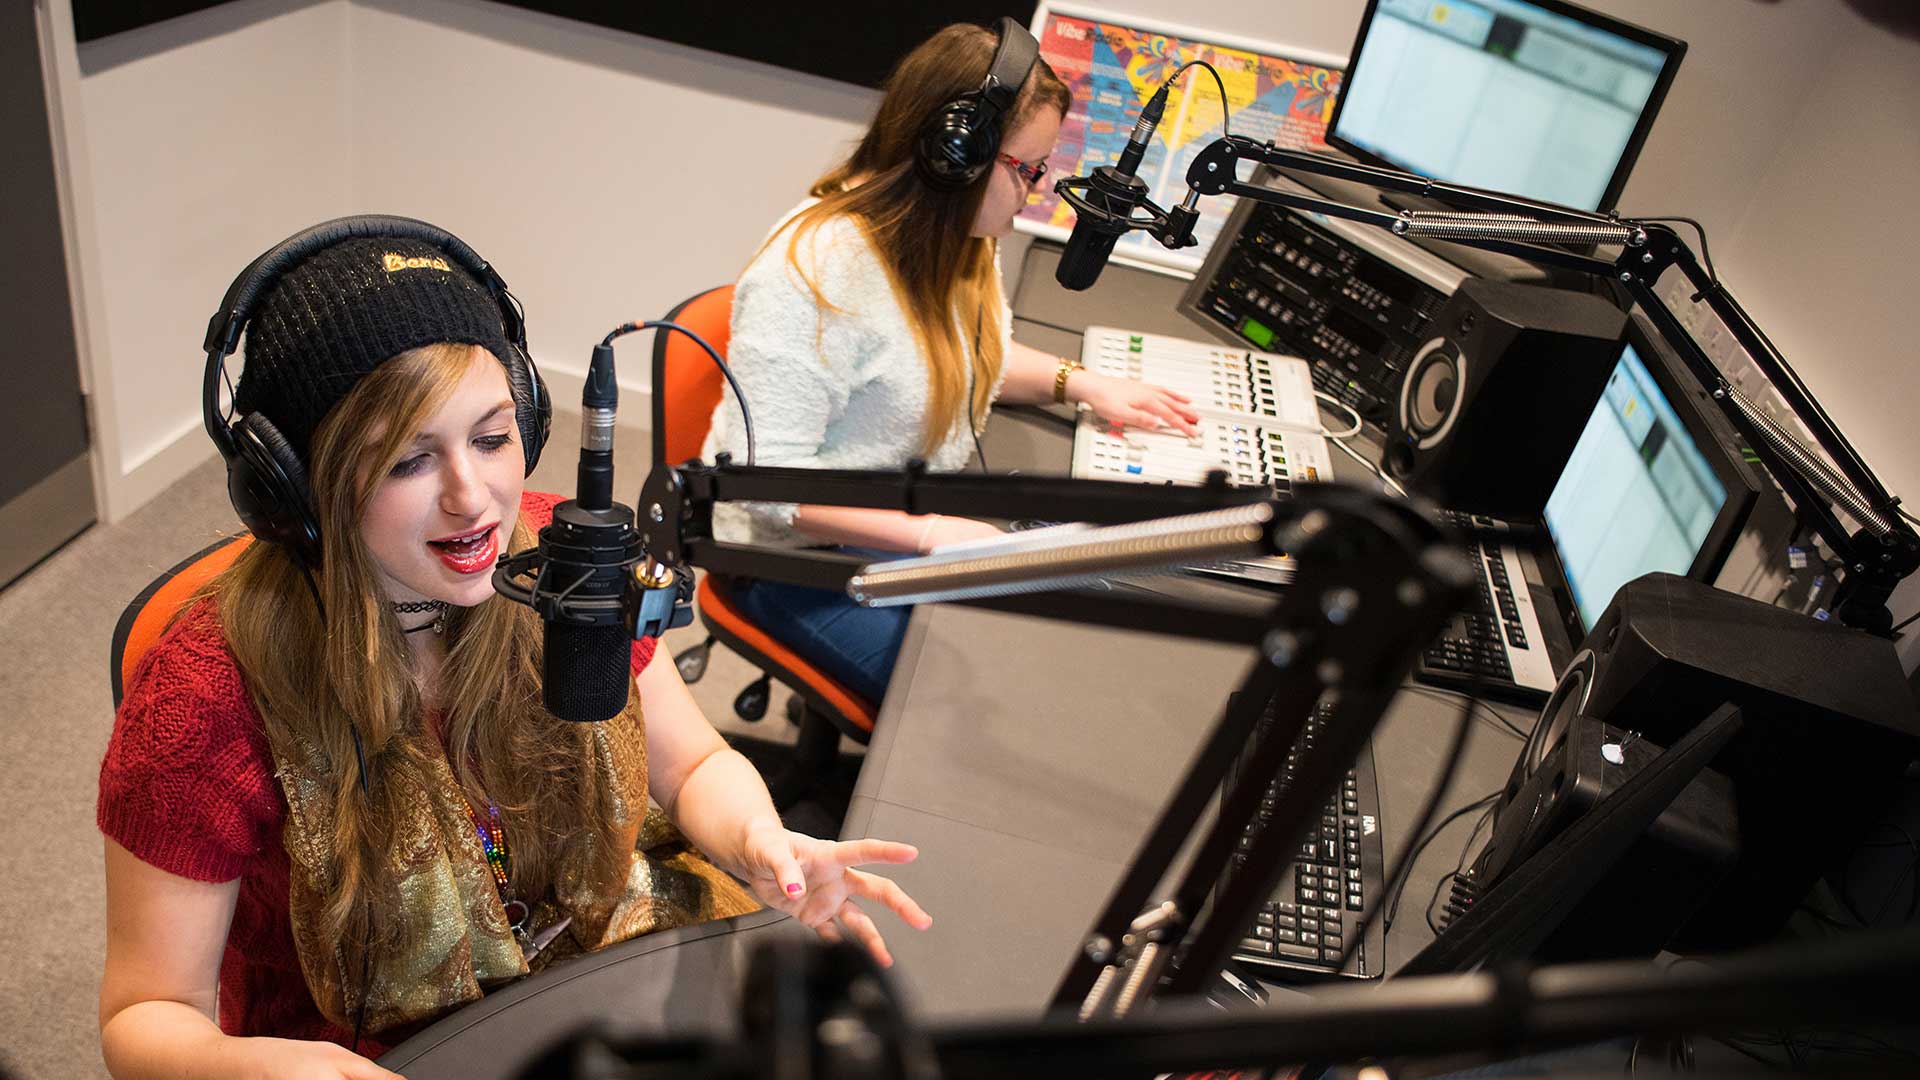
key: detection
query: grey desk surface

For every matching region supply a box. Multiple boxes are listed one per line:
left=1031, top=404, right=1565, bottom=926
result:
left=840, top=402, right=1534, bottom=1020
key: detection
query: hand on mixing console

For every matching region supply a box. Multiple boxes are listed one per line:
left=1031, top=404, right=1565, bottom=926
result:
left=1067, top=371, right=1200, bottom=436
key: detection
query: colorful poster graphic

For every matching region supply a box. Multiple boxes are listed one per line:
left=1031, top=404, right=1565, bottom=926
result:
left=1019, top=5, right=1345, bottom=274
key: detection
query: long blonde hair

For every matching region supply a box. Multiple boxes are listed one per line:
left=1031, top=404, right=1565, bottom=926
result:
left=211, top=343, right=631, bottom=965
left=781, top=23, right=1071, bottom=455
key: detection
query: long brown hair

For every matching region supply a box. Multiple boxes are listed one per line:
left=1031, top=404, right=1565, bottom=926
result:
left=211, top=343, right=631, bottom=965
left=783, top=23, right=1070, bottom=455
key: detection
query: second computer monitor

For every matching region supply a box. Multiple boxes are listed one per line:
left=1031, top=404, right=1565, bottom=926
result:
left=1325, top=0, right=1685, bottom=211
left=1542, top=313, right=1759, bottom=635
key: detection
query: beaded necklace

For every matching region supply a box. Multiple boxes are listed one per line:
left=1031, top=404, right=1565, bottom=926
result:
left=462, top=799, right=529, bottom=937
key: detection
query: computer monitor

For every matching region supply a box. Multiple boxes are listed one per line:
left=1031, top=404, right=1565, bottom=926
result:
left=1325, top=0, right=1685, bottom=211
left=1541, top=312, right=1760, bottom=634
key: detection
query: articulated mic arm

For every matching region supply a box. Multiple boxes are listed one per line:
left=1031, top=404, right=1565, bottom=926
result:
left=1060, top=133, right=1919, bottom=632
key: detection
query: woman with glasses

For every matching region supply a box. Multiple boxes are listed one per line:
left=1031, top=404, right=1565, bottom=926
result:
left=703, top=21, right=1198, bottom=706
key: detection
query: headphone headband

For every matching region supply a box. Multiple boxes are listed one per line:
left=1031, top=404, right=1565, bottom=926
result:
left=914, top=18, right=1042, bottom=192
left=203, top=214, right=521, bottom=357
left=975, top=16, right=1040, bottom=125
left=201, top=214, right=548, bottom=564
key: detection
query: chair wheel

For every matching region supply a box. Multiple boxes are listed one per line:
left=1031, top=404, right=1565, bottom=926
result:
left=733, top=674, right=771, bottom=722
left=674, top=635, right=715, bottom=684
left=785, top=694, right=806, bottom=727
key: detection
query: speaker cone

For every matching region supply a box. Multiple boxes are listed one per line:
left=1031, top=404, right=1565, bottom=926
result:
left=1525, top=648, right=1595, bottom=778
left=1400, top=337, right=1466, bottom=445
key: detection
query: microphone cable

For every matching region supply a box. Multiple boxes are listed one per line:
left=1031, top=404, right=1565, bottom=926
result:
left=602, top=320, right=757, bottom=466
left=1166, top=59, right=1232, bottom=141
left=968, top=303, right=989, bottom=475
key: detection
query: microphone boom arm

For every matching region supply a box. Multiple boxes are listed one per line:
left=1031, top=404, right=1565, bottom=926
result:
left=1110, top=133, right=1919, bottom=633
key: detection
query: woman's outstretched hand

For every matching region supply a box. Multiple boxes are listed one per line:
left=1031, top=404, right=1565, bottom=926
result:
left=738, top=821, right=932, bottom=967
left=1069, top=372, right=1201, bottom=435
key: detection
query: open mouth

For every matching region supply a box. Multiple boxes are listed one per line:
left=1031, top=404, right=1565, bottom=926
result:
left=428, top=524, right=498, bottom=575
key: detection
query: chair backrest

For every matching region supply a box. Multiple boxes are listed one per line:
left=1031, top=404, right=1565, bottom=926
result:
left=651, top=285, right=735, bottom=469
left=110, top=535, right=250, bottom=708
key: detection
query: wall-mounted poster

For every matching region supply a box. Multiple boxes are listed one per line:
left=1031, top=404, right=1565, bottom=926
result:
left=1020, top=2, right=1345, bottom=276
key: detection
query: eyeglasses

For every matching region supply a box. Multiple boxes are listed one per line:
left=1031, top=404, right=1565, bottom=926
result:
left=997, top=152, right=1048, bottom=187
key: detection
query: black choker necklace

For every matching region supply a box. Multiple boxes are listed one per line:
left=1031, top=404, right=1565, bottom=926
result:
left=392, top=598, right=450, bottom=635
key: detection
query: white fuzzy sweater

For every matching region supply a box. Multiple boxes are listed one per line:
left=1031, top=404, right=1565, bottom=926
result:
left=701, top=202, right=1011, bottom=547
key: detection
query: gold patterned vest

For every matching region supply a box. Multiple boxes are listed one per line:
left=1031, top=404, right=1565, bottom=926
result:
left=271, top=707, right=759, bottom=1034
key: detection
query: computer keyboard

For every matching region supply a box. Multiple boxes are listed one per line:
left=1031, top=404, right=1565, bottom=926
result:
left=1412, top=510, right=1556, bottom=704
left=1226, top=697, right=1387, bottom=980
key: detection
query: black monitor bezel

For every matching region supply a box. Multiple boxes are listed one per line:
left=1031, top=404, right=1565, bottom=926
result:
left=1323, top=0, right=1687, bottom=212
left=1533, top=306, right=1762, bottom=645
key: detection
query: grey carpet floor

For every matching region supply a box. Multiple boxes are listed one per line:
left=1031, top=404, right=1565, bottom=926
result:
left=0, top=412, right=829, bottom=1078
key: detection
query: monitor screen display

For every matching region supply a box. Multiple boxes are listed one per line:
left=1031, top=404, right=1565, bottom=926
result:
left=1327, top=0, right=1681, bottom=210
left=1545, top=344, right=1729, bottom=631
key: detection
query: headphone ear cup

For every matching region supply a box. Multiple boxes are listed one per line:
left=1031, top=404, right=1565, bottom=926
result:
left=916, top=97, right=996, bottom=192
left=230, top=412, right=321, bottom=563
left=499, top=345, right=550, bottom=474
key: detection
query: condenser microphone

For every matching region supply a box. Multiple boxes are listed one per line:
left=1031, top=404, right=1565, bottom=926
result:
left=495, top=342, right=646, bottom=723
left=1054, top=85, right=1167, bottom=291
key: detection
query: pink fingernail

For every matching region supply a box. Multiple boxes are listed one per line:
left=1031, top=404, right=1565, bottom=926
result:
left=786, top=883, right=803, bottom=895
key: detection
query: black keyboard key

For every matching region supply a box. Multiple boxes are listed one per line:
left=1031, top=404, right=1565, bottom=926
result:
left=1275, top=942, right=1322, bottom=961
left=1241, top=936, right=1276, bottom=956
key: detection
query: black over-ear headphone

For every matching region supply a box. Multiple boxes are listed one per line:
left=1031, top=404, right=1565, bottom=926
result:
left=201, top=215, right=551, bottom=566
left=914, top=17, right=1041, bottom=192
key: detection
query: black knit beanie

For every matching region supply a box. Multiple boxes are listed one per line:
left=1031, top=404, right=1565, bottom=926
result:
left=233, top=236, right=518, bottom=464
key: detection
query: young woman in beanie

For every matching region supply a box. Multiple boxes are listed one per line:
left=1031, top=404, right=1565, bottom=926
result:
left=97, top=230, right=929, bottom=1078
left=702, top=21, right=1200, bottom=705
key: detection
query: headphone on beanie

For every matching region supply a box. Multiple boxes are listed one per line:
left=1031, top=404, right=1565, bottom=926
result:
left=913, top=17, right=1041, bottom=192
left=201, top=215, right=550, bottom=566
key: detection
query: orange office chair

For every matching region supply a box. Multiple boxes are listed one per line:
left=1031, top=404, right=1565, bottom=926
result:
left=110, top=535, right=251, bottom=708
left=651, top=285, right=877, bottom=808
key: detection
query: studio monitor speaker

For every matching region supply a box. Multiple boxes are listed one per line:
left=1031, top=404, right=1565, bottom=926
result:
left=1487, top=573, right=1920, bottom=950
left=1466, top=712, right=1738, bottom=964
left=1384, top=278, right=1627, bottom=518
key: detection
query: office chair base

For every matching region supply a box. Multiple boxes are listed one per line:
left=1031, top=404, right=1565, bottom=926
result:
left=725, top=705, right=862, bottom=832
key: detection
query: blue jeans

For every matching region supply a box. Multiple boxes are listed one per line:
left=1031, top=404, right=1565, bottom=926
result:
left=726, top=548, right=912, bottom=706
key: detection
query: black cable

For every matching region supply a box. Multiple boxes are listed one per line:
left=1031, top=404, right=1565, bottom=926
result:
left=603, top=320, right=755, bottom=466
left=1707, top=1036, right=1783, bottom=1069
left=1424, top=871, right=1464, bottom=936
left=1381, top=791, right=1500, bottom=932
left=1169, top=60, right=1231, bottom=141
left=1403, top=684, right=1531, bottom=741
left=1893, top=607, right=1920, bottom=635
left=1839, top=822, right=1920, bottom=926
left=1421, top=801, right=1499, bottom=934
left=1335, top=677, right=1481, bottom=972
left=968, top=304, right=989, bottom=475
left=1638, top=215, right=1718, bottom=293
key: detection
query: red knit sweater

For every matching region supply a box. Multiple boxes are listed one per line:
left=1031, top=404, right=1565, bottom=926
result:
left=97, top=492, right=658, bottom=1056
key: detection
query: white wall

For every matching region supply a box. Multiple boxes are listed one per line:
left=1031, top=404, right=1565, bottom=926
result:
left=42, top=0, right=353, bottom=522
left=46, top=0, right=1920, bottom=554
left=346, top=0, right=879, bottom=395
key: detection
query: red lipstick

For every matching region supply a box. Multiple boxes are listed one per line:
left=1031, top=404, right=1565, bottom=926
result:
left=428, top=524, right=498, bottom=575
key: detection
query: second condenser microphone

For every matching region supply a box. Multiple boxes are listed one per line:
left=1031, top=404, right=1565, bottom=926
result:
left=1054, top=86, right=1167, bottom=291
